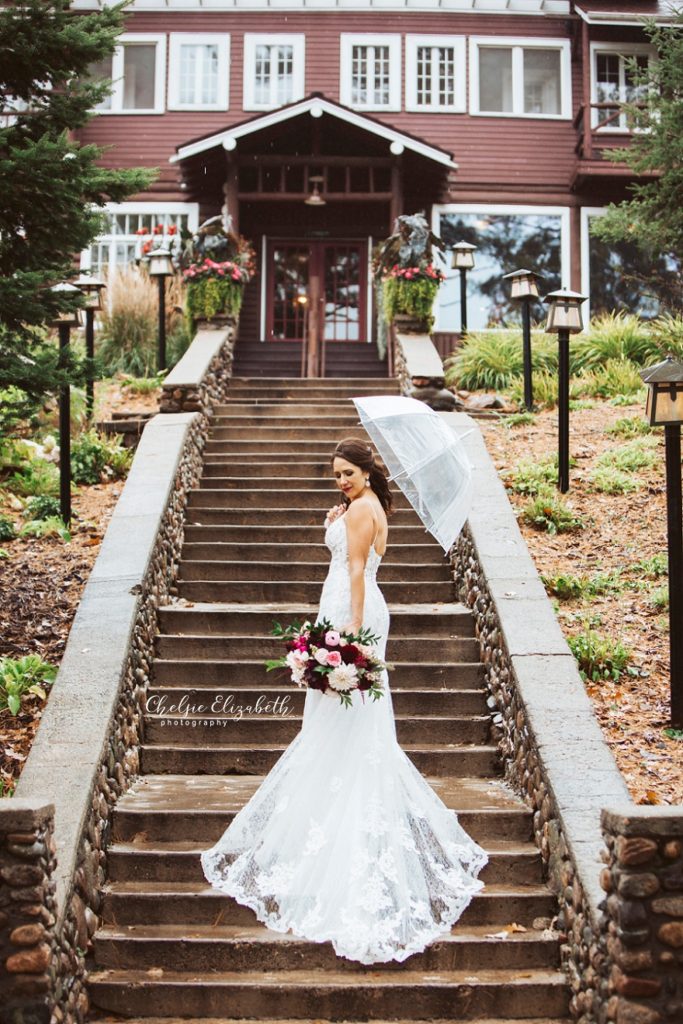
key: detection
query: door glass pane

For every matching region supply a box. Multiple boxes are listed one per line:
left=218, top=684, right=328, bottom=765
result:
left=324, top=245, right=361, bottom=342
left=479, top=48, right=512, bottom=112
left=271, top=246, right=308, bottom=340
left=523, top=49, right=561, bottom=115
left=122, top=44, right=156, bottom=110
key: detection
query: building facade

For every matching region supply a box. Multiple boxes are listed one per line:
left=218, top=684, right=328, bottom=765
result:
left=75, top=0, right=673, bottom=354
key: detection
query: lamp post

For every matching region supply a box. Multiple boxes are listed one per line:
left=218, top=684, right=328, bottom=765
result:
left=49, top=282, right=83, bottom=526
left=503, top=268, right=541, bottom=411
left=544, top=287, right=587, bottom=493
left=640, top=355, right=683, bottom=728
left=147, top=246, right=174, bottom=372
left=74, top=273, right=105, bottom=419
left=451, top=241, right=477, bottom=336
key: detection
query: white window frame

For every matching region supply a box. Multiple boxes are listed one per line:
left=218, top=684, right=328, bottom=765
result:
left=469, top=36, right=571, bottom=120
left=95, top=33, right=166, bottom=115
left=79, top=202, right=200, bottom=273
left=405, top=35, right=466, bottom=113
left=590, top=42, right=653, bottom=132
left=168, top=33, right=230, bottom=112
left=431, top=202, right=572, bottom=333
left=340, top=34, right=402, bottom=113
left=243, top=34, right=305, bottom=111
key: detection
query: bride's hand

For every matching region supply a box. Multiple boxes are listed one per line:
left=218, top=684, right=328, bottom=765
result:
left=325, top=504, right=346, bottom=525
left=342, top=620, right=362, bottom=636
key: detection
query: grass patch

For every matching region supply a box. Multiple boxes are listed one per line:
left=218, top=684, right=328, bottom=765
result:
left=607, top=416, right=653, bottom=438
left=595, top=437, right=659, bottom=473
left=521, top=488, right=586, bottom=535
left=18, top=517, right=71, bottom=542
left=121, top=372, right=167, bottom=395
left=630, top=553, right=668, bottom=577
left=579, top=359, right=647, bottom=400
left=503, top=454, right=577, bottom=495
left=649, top=585, right=669, bottom=611
left=542, top=570, right=624, bottom=600
left=503, top=411, right=537, bottom=428
left=568, top=628, right=633, bottom=683
left=571, top=311, right=659, bottom=372
left=588, top=465, right=642, bottom=494
left=445, top=329, right=557, bottom=391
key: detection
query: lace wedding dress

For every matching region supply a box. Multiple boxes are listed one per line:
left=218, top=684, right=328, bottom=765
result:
left=200, top=512, right=488, bottom=964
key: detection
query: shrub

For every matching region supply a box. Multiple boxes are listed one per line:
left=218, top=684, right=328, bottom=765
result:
left=0, top=655, right=57, bottom=716
left=579, top=359, right=647, bottom=399
left=506, top=369, right=587, bottom=410
left=71, top=429, right=132, bottom=485
left=630, top=553, right=668, bottom=578
left=121, top=372, right=166, bottom=395
left=571, top=311, right=659, bottom=371
left=542, top=570, right=623, bottom=600
left=568, top=399, right=596, bottom=411
left=649, top=585, right=669, bottom=611
left=0, top=515, right=16, bottom=541
left=445, top=330, right=556, bottom=392
left=504, top=412, right=537, bottom=428
left=607, top=416, right=653, bottom=437
left=503, top=453, right=577, bottom=495
left=521, top=488, right=586, bottom=534
left=649, top=313, right=683, bottom=360
left=596, top=437, right=659, bottom=473
left=6, top=460, right=60, bottom=497
left=567, top=629, right=632, bottom=683
left=588, top=466, right=642, bottom=494
left=25, top=495, right=61, bottom=521
left=19, top=517, right=71, bottom=542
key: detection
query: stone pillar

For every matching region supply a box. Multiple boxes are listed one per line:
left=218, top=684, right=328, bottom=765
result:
left=0, top=800, right=58, bottom=1024
left=600, top=807, right=683, bottom=1024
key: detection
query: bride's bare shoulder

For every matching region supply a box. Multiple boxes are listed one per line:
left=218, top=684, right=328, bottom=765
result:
left=344, top=498, right=376, bottom=533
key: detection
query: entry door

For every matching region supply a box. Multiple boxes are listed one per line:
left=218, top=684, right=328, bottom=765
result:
left=267, top=240, right=367, bottom=343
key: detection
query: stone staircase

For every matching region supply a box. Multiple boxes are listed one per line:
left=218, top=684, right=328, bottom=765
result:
left=86, top=377, right=570, bottom=1023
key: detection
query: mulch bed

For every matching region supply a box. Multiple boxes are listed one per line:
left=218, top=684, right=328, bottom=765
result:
left=478, top=396, right=682, bottom=806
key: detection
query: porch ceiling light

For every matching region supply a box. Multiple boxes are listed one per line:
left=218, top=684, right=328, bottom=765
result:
left=305, top=176, right=326, bottom=207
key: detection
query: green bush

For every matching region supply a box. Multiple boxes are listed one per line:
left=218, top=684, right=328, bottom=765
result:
left=571, top=312, right=659, bottom=371
left=542, top=570, right=624, bottom=600
left=649, top=314, right=683, bottom=360
left=521, top=488, right=586, bottom=535
left=25, top=495, right=61, bottom=521
left=649, top=585, right=669, bottom=611
left=446, top=330, right=556, bottom=391
left=567, top=629, right=632, bottom=683
left=186, top=277, right=244, bottom=321
left=595, top=437, right=659, bottom=473
left=71, top=429, right=132, bottom=485
left=503, top=411, right=537, bottom=428
left=0, top=515, right=16, bottom=541
left=588, top=465, right=641, bottom=494
left=382, top=277, right=440, bottom=331
left=18, top=516, right=71, bottom=542
left=0, top=655, right=57, bottom=716
left=607, top=416, right=652, bottom=437
left=121, top=372, right=166, bottom=395
left=6, top=460, right=60, bottom=497
left=503, top=454, right=576, bottom=496
left=579, top=359, right=647, bottom=400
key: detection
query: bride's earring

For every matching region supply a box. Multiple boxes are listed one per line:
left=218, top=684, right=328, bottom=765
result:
left=365, top=477, right=370, bottom=488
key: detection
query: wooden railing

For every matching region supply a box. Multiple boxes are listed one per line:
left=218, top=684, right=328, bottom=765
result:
left=574, top=101, right=644, bottom=160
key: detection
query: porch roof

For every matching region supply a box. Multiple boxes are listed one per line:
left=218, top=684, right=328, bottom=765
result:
left=575, top=0, right=676, bottom=23
left=170, top=94, right=457, bottom=170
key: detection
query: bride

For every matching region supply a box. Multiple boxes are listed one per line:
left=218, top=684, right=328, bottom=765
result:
left=200, top=436, right=488, bottom=964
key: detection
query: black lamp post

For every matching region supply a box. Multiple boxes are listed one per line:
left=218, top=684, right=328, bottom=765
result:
left=451, top=241, right=477, bottom=336
left=147, top=246, right=174, bottom=372
left=49, top=282, right=83, bottom=526
left=74, top=273, right=106, bottom=419
left=503, top=268, right=541, bottom=411
left=544, top=287, right=587, bottom=493
left=640, top=355, right=683, bottom=728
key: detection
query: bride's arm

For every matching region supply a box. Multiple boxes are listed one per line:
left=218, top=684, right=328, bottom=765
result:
left=343, top=501, right=374, bottom=633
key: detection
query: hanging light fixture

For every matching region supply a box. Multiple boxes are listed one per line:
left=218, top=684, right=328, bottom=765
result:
left=305, top=175, right=326, bottom=207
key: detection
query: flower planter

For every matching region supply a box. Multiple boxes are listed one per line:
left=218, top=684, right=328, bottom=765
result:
left=192, top=313, right=238, bottom=331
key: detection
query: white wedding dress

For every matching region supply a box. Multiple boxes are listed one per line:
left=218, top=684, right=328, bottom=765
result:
left=200, top=512, right=488, bottom=964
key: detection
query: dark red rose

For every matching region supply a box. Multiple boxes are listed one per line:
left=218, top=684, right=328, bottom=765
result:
left=340, top=644, right=359, bottom=665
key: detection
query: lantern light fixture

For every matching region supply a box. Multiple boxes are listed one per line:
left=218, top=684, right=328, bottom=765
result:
left=451, top=240, right=477, bottom=271
left=147, top=246, right=174, bottom=277
left=49, top=282, right=82, bottom=327
left=640, top=355, right=683, bottom=427
left=73, top=272, right=106, bottom=312
left=503, top=267, right=541, bottom=301
left=544, top=287, right=587, bottom=334
left=305, top=176, right=326, bottom=207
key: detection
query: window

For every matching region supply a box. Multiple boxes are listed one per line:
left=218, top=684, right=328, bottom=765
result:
left=433, top=205, right=569, bottom=331
left=470, top=37, right=570, bottom=119
left=591, top=45, right=651, bottom=130
left=90, top=35, right=166, bottom=114
left=80, top=204, right=199, bottom=275
left=169, top=34, right=229, bottom=111
left=243, top=34, right=305, bottom=110
left=340, top=34, right=401, bottom=111
left=406, top=36, right=466, bottom=112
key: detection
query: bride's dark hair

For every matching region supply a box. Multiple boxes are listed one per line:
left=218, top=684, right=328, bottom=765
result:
left=331, top=437, right=393, bottom=515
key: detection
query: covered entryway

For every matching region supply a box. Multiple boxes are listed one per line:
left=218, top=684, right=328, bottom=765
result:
left=171, top=95, right=456, bottom=376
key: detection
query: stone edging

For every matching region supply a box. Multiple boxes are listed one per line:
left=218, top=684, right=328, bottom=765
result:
left=159, top=324, right=235, bottom=416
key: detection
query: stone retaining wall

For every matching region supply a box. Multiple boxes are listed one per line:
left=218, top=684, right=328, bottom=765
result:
left=0, top=325, right=235, bottom=1024
left=439, top=412, right=681, bottom=1024
left=159, top=323, right=235, bottom=417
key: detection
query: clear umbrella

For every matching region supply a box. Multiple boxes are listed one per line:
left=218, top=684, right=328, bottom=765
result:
left=352, top=395, right=473, bottom=553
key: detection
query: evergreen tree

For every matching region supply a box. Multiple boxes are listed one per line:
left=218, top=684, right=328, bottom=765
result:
left=591, top=12, right=683, bottom=309
left=0, top=0, right=156, bottom=429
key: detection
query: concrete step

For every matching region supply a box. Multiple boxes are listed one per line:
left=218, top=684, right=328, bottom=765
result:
left=199, top=459, right=376, bottom=476
left=155, top=635, right=476, bottom=662
left=196, top=475, right=398, bottom=492
left=227, top=376, right=398, bottom=387
left=111, top=776, right=527, bottom=843
left=203, top=440, right=379, bottom=455
left=187, top=488, right=411, bottom=510
left=88, top=1016, right=570, bottom=1024
left=177, top=560, right=446, bottom=584
left=151, top=660, right=486, bottom=690
left=176, top=580, right=455, bottom=604
left=140, top=743, right=499, bottom=777
left=100, top=881, right=554, bottom=931
left=93, top=919, right=555, bottom=971
left=184, top=509, right=426, bottom=530
left=142, top=714, right=492, bottom=747
left=181, top=524, right=441, bottom=545
left=146, top=684, right=487, bottom=717
left=210, top=410, right=361, bottom=424
left=156, top=604, right=475, bottom=637
left=179, top=541, right=447, bottom=564
left=208, top=426, right=376, bottom=440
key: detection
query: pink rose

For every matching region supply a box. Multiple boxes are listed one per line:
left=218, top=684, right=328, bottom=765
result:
left=325, top=630, right=340, bottom=647
left=314, top=648, right=329, bottom=665
left=326, top=650, right=342, bottom=667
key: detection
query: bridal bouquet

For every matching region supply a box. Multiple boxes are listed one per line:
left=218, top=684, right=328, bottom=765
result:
left=265, top=618, right=387, bottom=708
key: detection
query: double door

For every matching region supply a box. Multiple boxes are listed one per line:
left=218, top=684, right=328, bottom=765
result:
left=267, top=240, right=368, bottom=346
